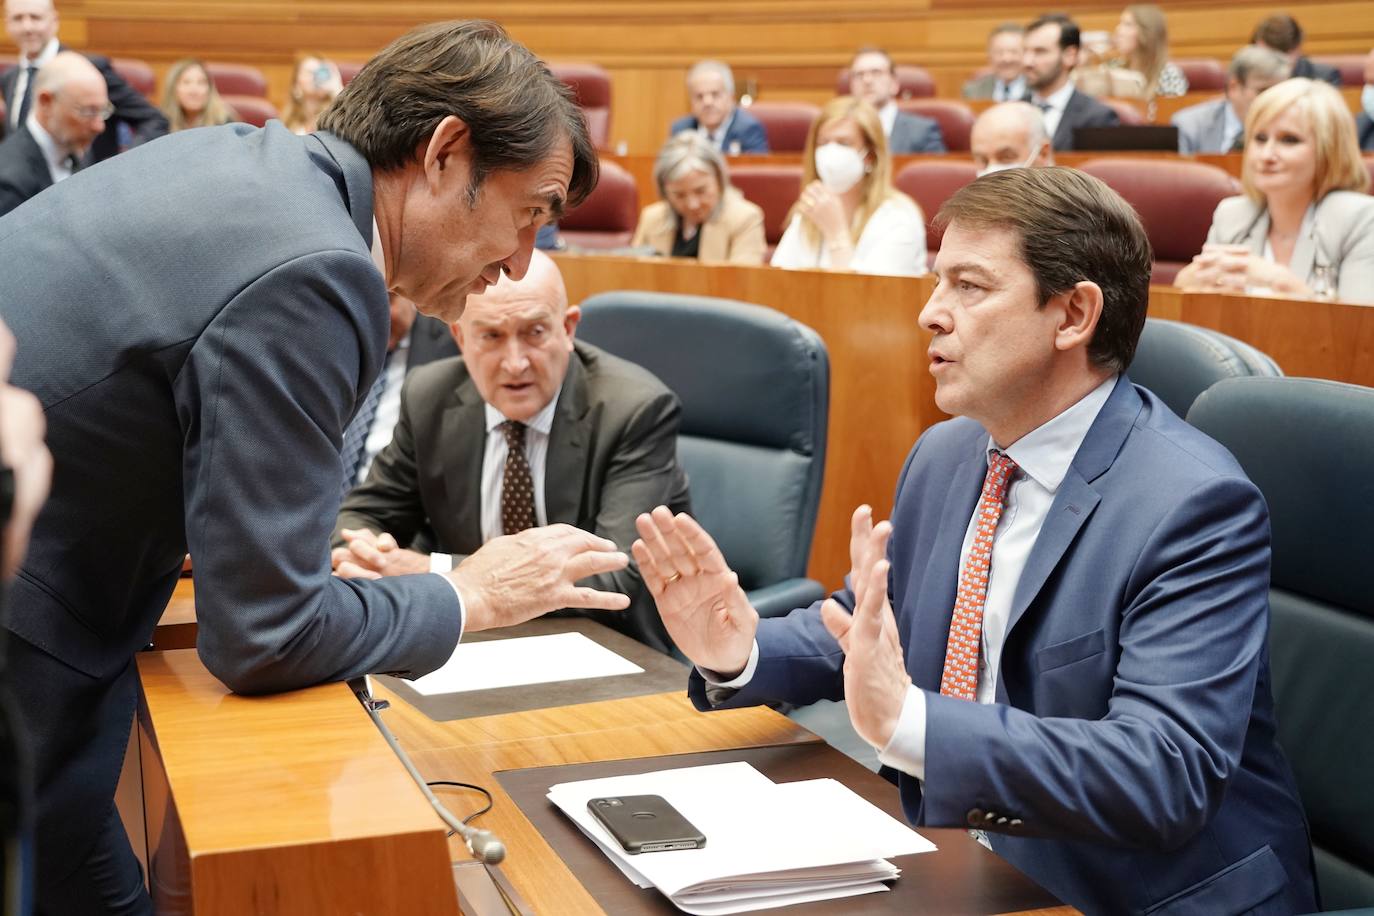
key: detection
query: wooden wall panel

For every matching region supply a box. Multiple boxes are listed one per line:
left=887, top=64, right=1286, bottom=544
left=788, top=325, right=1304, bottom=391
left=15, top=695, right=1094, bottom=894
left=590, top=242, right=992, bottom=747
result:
left=9, top=2, right=1371, bottom=153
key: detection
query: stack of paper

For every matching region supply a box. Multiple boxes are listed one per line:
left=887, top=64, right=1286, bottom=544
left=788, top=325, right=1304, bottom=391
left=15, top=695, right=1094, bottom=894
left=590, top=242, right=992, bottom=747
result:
left=408, top=631, right=643, bottom=696
left=548, top=761, right=936, bottom=914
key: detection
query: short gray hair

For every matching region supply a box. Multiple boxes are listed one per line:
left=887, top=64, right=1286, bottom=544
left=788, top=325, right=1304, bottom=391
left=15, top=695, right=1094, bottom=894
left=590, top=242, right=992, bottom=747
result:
left=653, top=132, right=730, bottom=223
left=1229, top=45, right=1291, bottom=84
left=686, top=59, right=735, bottom=96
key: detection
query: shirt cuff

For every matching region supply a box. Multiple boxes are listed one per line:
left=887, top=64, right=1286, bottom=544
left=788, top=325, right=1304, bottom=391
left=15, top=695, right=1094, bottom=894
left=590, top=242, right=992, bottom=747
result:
left=429, top=552, right=454, bottom=574
left=876, top=684, right=928, bottom=780
left=430, top=571, right=465, bottom=639
left=697, top=640, right=760, bottom=687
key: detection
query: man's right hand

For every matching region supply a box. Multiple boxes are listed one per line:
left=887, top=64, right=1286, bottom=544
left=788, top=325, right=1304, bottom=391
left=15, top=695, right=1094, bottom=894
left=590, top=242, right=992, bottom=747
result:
left=451, top=524, right=630, bottom=632
left=632, top=506, right=757, bottom=677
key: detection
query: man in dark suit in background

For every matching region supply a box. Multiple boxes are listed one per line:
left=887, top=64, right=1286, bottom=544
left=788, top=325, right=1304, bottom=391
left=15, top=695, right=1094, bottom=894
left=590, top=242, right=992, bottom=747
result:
left=847, top=47, right=946, bottom=154
left=1251, top=13, right=1341, bottom=87
left=669, top=59, right=769, bottom=154
left=0, top=21, right=622, bottom=914
left=1, top=0, right=166, bottom=158
left=1356, top=47, right=1374, bottom=152
left=962, top=23, right=1026, bottom=102
left=1020, top=13, right=1119, bottom=151
left=0, top=51, right=106, bottom=216
left=334, top=251, right=690, bottom=653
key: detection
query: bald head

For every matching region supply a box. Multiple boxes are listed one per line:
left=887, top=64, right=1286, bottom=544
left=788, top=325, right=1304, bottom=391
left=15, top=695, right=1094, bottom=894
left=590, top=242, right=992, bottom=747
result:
left=451, top=250, right=579, bottom=422
left=970, top=101, right=1053, bottom=176
left=32, top=51, right=109, bottom=158
left=4, top=0, right=57, bottom=58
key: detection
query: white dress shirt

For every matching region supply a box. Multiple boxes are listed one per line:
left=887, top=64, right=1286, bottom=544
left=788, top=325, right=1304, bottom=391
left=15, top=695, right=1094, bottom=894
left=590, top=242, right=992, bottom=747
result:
left=25, top=113, right=74, bottom=183
left=770, top=197, right=927, bottom=277
left=1221, top=101, right=1243, bottom=154
left=356, top=330, right=410, bottom=482
left=698, top=109, right=739, bottom=152
left=878, top=100, right=899, bottom=139
left=427, top=390, right=561, bottom=572
left=993, top=75, right=1027, bottom=103
left=1029, top=81, right=1076, bottom=144
left=8, top=37, right=58, bottom=129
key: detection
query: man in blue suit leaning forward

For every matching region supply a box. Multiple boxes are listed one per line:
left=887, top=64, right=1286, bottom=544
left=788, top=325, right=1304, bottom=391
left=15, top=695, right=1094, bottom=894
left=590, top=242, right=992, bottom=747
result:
left=0, top=20, right=632, bottom=915
left=634, top=167, right=1316, bottom=915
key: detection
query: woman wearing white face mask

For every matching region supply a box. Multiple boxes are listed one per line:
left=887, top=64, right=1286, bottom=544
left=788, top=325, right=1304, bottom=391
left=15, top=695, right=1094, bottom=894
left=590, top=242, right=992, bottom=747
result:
left=770, top=97, right=926, bottom=276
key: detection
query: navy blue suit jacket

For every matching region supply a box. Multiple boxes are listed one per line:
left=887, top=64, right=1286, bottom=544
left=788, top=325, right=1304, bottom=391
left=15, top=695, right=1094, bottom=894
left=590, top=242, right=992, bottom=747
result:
left=691, top=378, right=1315, bottom=915
left=888, top=110, right=946, bottom=154
left=669, top=108, right=769, bottom=153
left=0, top=124, right=461, bottom=879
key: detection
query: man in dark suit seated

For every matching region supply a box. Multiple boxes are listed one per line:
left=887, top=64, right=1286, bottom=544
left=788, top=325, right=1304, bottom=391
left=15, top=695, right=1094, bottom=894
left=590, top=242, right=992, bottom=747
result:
left=1251, top=13, right=1341, bottom=87
left=962, top=23, right=1027, bottom=102
left=668, top=59, right=769, bottom=155
left=0, top=51, right=106, bottom=216
left=846, top=47, right=946, bottom=154
left=636, top=166, right=1316, bottom=916
left=1, top=0, right=167, bottom=159
left=333, top=250, right=690, bottom=653
left=1171, top=46, right=1290, bottom=154
left=1020, top=13, right=1119, bottom=151
left=0, top=21, right=621, bottom=914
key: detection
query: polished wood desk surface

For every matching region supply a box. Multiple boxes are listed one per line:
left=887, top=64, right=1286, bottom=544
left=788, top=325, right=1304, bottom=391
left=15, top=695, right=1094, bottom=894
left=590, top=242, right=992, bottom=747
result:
left=138, top=640, right=1074, bottom=915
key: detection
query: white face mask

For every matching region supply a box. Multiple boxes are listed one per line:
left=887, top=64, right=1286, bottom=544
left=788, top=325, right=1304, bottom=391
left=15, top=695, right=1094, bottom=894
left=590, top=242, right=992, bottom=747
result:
left=814, top=142, right=868, bottom=193
left=975, top=142, right=1046, bottom=179
left=1362, top=84, right=1374, bottom=118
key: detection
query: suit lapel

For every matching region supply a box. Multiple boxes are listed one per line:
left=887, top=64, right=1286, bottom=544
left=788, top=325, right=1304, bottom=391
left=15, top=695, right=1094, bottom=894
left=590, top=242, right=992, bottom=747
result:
left=440, top=375, right=487, bottom=548
left=544, top=346, right=591, bottom=525
left=1055, top=91, right=1082, bottom=149
left=909, top=452, right=985, bottom=688
left=1004, top=377, right=1141, bottom=640
left=20, top=130, right=52, bottom=193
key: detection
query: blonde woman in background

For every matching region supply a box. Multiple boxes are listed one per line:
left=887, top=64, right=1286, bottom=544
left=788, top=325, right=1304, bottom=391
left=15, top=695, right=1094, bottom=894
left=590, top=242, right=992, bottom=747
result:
left=770, top=96, right=925, bottom=276
left=1175, top=78, right=1374, bottom=304
left=161, top=59, right=235, bottom=132
left=631, top=132, right=766, bottom=263
left=281, top=53, right=343, bottom=135
left=1112, top=4, right=1188, bottom=99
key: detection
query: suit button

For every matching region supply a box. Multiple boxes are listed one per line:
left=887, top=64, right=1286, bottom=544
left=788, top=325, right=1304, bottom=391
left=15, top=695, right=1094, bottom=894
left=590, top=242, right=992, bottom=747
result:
left=966, top=808, right=986, bottom=827
left=1010, top=818, right=1023, bottom=833
left=996, top=816, right=1009, bottom=827
left=984, top=811, right=999, bottom=824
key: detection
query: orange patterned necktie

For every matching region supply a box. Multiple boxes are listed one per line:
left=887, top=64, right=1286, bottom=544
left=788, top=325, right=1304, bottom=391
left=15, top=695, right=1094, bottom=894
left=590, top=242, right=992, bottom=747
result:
left=939, top=451, right=1018, bottom=700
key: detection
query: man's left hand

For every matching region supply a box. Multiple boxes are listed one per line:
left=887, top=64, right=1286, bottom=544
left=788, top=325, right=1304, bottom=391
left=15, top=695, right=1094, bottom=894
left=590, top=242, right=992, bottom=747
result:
left=332, top=527, right=430, bottom=578
left=822, top=519, right=910, bottom=749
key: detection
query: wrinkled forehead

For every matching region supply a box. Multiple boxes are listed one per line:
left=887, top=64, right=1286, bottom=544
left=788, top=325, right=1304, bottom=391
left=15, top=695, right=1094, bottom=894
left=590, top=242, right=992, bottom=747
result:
left=5, top=0, right=55, bottom=19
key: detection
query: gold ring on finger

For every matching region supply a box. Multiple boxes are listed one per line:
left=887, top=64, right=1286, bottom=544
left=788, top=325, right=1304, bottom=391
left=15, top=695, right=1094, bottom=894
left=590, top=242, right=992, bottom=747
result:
left=665, top=573, right=683, bottom=585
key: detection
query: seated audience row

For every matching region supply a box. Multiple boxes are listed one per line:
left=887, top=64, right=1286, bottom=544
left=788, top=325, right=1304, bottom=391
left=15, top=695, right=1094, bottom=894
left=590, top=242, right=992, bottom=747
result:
left=1172, top=47, right=1291, bottom=154
left=1176, top=78, right=1374, bottom=303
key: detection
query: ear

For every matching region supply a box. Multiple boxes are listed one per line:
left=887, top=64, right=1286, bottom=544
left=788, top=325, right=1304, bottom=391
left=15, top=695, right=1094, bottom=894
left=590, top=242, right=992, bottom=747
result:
left=421, top=115, right=473, bottom=191
left=450, top=320, right=465, bottom=353
left=1064, top=45, right=1080, bottom=70
left=1053, top=280, right=1104, bottom=355
left=562, top=304, right=582, bottom=343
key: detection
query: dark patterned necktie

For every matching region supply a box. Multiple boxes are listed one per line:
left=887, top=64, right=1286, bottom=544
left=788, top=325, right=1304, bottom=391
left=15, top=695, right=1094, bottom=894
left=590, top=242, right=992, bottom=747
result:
left=15, top=66, right=36, bottom=127
left=339, top=351, right=391, bottom=497
left=500, top=420, right=537, bottom=534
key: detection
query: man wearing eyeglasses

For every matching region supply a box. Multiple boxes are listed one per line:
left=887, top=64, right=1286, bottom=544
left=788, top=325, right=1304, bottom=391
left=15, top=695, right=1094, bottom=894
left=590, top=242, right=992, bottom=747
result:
left=0, top=51, right=108, bottom=217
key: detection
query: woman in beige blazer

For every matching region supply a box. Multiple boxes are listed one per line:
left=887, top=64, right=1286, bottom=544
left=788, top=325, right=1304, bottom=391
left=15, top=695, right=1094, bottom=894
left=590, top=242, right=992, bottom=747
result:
left=631, top=132, right=766, bottom=264
left=1176, top=78, right=1374, bottom=304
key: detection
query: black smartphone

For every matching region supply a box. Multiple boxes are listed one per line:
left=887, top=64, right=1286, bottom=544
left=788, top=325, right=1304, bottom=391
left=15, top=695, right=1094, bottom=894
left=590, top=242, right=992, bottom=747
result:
left=587, top=794, right=707, bottom=854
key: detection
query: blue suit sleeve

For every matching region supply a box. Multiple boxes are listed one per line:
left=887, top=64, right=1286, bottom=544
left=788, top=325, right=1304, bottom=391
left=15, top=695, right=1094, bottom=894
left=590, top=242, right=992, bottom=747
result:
left=738, top=115, right=770, bottom=153
left=919, top=474, right=1272, bottom=850
left=920, top=120, right=947, bottom=154
left=176, top=249, right=462, bottom=695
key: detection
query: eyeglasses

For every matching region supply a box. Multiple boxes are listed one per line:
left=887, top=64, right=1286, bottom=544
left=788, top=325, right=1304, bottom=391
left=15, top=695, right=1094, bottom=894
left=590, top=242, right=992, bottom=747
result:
left=61, top=98, right=115, bottom=121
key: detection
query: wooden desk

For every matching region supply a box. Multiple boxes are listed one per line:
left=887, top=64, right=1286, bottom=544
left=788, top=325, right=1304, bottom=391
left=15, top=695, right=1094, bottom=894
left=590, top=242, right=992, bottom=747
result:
left=136, top=646, right=1072, bottom=915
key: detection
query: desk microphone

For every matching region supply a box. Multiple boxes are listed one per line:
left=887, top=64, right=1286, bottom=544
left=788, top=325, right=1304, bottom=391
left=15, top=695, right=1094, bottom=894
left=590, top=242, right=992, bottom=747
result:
left=349, top=677, right=507, bottom=865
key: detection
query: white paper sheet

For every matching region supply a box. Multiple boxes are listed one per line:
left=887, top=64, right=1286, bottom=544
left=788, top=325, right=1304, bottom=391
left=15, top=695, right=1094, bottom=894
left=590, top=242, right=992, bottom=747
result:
left=408, top=631, right=643, bottom=696
left=547, top=761, right=936, bottom=914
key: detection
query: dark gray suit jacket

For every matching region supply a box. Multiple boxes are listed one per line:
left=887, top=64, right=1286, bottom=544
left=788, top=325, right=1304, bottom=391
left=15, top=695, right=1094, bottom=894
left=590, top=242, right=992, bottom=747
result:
left=1040, top=88, right=1121, bottom=151
left=336, top=340, right=691, bottom=653
left=888, top=110, right=946, bottom=154
left=0, top=122, right=462, bottom=876
left=0, top=125, right=52, bottom=216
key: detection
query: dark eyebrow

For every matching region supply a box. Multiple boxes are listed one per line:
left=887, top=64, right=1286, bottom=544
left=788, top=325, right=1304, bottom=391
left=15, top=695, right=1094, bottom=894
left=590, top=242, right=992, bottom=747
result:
left=545, top=192, right=567, bottom=220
